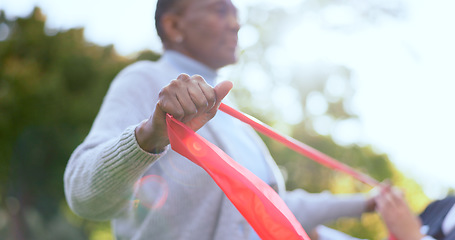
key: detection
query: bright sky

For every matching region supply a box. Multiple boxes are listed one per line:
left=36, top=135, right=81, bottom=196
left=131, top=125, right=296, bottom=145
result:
left=1, top=0, right=454, bottom=198
left=271, top=0, right=455, bottom=198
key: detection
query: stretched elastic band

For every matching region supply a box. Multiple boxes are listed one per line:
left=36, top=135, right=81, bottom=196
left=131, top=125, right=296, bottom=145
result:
left=219, top=103, right=379, bottom=187
left=166, top=113, right=310, bottom=240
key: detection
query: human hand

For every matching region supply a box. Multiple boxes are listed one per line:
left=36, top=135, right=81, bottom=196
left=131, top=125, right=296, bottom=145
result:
left=375, top=185, right=424, bottom=240
left=135, top=74, right=233, bottom=153
left=365, top=185, right=382, bottom=212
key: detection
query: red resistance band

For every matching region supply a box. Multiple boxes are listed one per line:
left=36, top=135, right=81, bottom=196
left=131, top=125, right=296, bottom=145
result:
left=166, top=113, right=310, bottom=240
left=219, top=103, right=380, bottom=187
left=218, top=104, right=399, bottom=240
left=166, top=103, right=385, bottom=240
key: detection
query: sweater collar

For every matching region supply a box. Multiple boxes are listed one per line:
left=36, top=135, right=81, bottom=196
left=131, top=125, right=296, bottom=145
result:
left=161, top=50, right=218, bottom=86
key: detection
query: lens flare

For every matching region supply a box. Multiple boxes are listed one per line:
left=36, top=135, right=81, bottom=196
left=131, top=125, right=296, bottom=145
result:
left=185, top=137, right=207, bottom=157
left=134, top=175, right=168, bottom=210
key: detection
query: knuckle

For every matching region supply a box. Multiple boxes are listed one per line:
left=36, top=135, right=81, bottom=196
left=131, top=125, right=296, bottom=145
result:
left=159, top=86, right=170, bottom=96
left=191, top=74, right=204, bottom=81
left=191, top=75, right=207, bottom=84
left=168, top=79, right=182, bottom=88
left=177, top=73, right=191, bottom=81
left=185, top=107, right=197, bottom=116
left=173, top=109, right=184, bottom=119
left=157, top=99, right=170, bottom=111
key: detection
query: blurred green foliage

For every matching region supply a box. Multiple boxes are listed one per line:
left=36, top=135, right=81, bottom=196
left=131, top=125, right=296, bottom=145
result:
left=0, top=5, right=439, bottom=240
left=0, top=8, right=159, bottom=240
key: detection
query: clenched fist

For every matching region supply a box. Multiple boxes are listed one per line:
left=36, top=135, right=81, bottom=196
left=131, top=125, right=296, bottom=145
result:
left=135, top=74, right=233, bottom=153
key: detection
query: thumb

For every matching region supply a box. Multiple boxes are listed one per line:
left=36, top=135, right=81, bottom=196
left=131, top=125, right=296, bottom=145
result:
left=214, top=81, right=233, bottom=107
left=184, top=81, right=233, bottom=131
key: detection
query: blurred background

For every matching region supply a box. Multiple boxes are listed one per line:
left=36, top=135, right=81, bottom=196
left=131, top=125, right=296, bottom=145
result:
left=1, top=0, right=454, bottom=239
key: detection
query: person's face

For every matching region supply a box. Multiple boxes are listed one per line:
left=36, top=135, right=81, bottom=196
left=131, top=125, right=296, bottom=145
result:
left=176, top=0, right=240, bottom=69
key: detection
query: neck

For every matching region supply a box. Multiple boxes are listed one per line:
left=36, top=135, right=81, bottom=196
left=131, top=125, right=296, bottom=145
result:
left=162, top=50, right=218, bottom=86
left=164, top=46, right=223, bottom=70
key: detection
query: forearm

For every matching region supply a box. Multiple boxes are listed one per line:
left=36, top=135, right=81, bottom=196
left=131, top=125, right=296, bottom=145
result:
left=64, top=125, right=167, bottom=220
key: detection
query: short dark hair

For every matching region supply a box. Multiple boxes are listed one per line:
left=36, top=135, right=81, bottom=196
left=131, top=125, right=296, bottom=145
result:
left=155, top=0, right=182, bottom=42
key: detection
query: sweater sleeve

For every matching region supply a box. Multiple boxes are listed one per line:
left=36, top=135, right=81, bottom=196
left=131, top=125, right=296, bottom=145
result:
left=282, top=189, right=368, bottom=231
left=64, top=62, right=168, bottom=221
left=64, top=126, right=168, bottom=220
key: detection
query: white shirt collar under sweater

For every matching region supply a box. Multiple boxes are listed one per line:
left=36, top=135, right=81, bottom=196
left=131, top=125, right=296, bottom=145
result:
left=161, top=50, right=218, bottom=86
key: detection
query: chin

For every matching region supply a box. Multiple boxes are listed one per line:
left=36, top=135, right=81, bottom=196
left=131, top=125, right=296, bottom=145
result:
left=226, top=52, right=239, bottom=64
left=219, top=59, right=237, bottom=68
left=209, top=48, right=238, bottom=68
left=212, top=56, right=236, bottom=69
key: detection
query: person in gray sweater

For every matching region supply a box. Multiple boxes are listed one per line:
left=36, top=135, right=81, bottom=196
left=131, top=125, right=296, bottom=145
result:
left=64, top=0, right=375, bottom=239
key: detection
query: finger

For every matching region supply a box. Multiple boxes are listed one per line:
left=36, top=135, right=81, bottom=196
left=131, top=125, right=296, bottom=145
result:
left=158, top=77, right=189, bottom=120
left=375, top=194, right=386, bottom=211
left=158, top=73, right=198, bottom=121
left=387, top=187, right=406, bottom=207
left=376, top=187, right=395, bottom=210
left=383, top=186, right=403, bottom=210
left=187, top=75, right=214, bottom=113
left=392, top=186, right=405, bottom=198
left=173, top=74, right=201, bottom=121
left=157, top=78, right=187, bottom=119
left=176, top=91, right=198, bottom=123
left=177, top=75, right=212, bottom=122
left=384, top=191, right=397, bottom=209
left=194, top=76, right=217, bottom=111
left=158, top=96, right=185, bottom=120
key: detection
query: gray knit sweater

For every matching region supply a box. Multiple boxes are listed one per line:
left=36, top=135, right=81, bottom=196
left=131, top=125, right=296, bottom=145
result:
left=64, top=51, right=368, bottom=240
